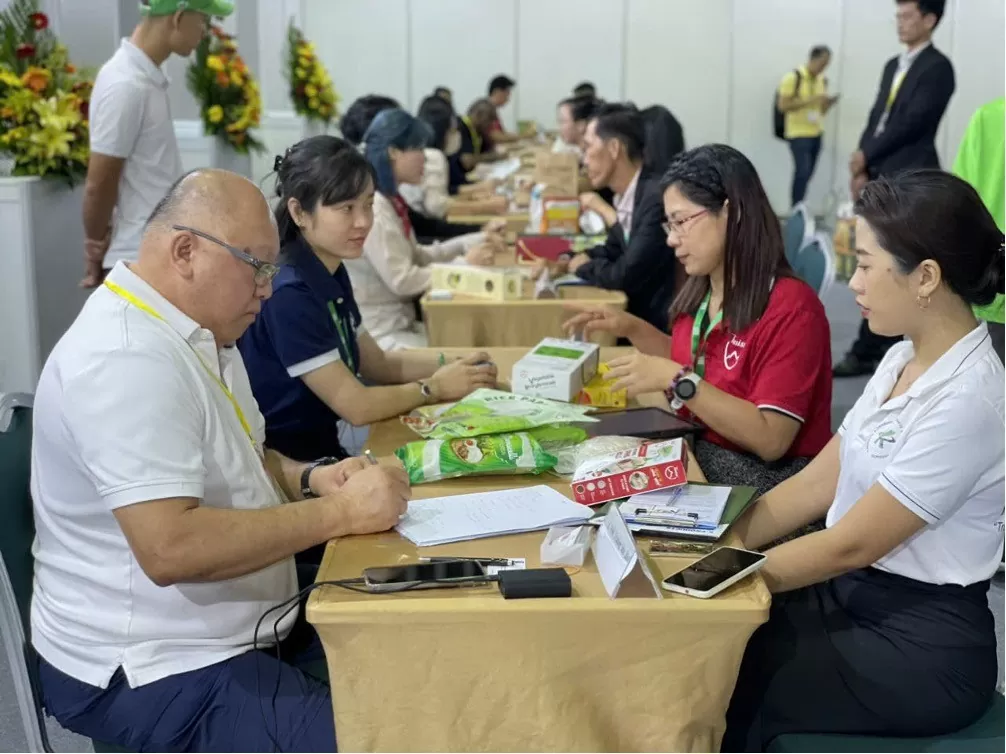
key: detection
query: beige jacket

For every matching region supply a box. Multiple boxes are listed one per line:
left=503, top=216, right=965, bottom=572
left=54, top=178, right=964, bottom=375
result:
left=344, top=190, right=482, bottom=348
left=399, top=149, right=451, bottom=219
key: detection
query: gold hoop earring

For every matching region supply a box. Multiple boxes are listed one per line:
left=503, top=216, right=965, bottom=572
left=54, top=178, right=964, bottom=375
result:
left=916, top=294, right=931, bottom=310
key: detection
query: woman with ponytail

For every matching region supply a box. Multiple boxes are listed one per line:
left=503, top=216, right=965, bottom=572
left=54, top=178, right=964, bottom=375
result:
left=723, top=169, right=1005, bottom=751
left=237, top=135, right=496, bottom=464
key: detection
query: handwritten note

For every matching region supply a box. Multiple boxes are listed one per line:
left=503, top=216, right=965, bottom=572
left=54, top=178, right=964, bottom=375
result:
left=395, top=486, right=593, bottom=547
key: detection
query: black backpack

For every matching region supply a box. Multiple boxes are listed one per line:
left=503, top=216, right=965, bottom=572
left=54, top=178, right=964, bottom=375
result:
left=773, top=68, right=802, bottom=140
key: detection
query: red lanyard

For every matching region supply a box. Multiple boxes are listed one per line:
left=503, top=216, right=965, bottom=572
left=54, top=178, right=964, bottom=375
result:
left=390, top=194, right=413, bottom=239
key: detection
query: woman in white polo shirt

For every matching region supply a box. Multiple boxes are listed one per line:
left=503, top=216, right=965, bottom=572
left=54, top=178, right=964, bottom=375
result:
left=722, top=170, right=1005, bottom=751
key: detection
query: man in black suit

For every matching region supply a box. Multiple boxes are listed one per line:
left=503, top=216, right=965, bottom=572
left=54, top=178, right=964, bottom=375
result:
left=560, top=104, right=681, bottom=332
left=835, top=0, right=955, bottom=376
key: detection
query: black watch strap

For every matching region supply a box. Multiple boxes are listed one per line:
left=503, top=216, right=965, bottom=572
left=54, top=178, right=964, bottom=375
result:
left=300, top=457, right=338, bottom=499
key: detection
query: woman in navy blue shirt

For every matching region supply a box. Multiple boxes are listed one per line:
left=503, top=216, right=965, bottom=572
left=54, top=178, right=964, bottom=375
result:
left=238, top=136, right=497, bottom=462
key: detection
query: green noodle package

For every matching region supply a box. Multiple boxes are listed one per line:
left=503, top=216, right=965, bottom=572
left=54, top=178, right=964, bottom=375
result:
left=395, top=426, right=588, bottom=484
left=400, top=388, right=597, bottom=440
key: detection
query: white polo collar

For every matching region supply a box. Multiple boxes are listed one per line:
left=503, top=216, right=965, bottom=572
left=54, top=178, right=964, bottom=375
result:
left=105, top=261, right=214, bottom=348
left=119, top=38, right=169, bottom=90
left=880, top=322, right=993, bottom=403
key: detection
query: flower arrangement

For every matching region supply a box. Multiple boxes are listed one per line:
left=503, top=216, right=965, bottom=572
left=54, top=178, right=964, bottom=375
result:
left=186, top=24, right=262, bottom=154
left=286, top=23, right=338, bottom=126
left=0, top=0, right=93, bottom=183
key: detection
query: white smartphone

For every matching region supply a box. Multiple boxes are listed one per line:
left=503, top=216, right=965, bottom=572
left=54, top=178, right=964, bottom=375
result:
left=660, top=546, right=766, bottom=599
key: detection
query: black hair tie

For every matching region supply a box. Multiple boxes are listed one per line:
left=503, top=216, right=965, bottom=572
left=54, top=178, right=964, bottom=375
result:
left=273, top=154, right=284, bottom=172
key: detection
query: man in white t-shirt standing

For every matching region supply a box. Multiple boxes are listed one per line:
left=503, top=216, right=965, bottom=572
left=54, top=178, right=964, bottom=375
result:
left=34, top=169, right=411, bottom=751
left=81, top=0, right=232, bottom=288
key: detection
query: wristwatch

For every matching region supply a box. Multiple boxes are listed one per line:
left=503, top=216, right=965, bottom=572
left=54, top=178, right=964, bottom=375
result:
left=418, top=379, right=435, bottom=403
left=674, top=372, right=702, bottom=402
left=300, top=457, right=339, bottom=499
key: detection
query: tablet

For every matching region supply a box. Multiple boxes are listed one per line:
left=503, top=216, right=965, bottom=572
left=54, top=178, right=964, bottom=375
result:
left=586, top=407, right=701, bottom=441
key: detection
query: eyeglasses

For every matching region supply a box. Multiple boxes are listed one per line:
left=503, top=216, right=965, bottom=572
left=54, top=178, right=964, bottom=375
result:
left=172, top=225, right=279, bottom=286
left=661, top=209, right=709, bottom=238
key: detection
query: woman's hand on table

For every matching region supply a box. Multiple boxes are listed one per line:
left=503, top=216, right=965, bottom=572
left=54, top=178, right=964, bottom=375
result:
left=430, top=351, right=498, bottom=400
left=566, top=253, right=590, bottom=274
left=562, top=303, right=641, bottom=341
left=464, top=243, right=496, bottom=266
left=481, top=218, right=507, bottom=235
left=607, top=352, right=684, bottom=398
left=336, top=465, right=412, bottom=534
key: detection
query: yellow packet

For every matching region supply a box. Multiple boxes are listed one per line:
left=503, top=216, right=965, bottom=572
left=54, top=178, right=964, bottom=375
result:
left=574, top=363, right=627, bottom=408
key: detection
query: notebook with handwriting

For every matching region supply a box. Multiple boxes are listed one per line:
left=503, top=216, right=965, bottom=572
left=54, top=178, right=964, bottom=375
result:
left=396, top=486, right=593, bottom=547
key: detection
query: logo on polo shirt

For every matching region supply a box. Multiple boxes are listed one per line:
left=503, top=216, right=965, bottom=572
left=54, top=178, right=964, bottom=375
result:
left=868, top=418, right=902, bottom=458
left=723, top=336, right=746, bottom=371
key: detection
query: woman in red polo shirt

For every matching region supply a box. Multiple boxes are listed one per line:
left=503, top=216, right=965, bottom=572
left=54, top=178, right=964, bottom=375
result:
left=565, top=144, right=832, bottom=493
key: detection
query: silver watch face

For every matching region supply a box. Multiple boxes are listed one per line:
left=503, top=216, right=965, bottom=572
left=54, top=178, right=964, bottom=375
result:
left=675, top=377, right=697, bottom=401
left=420, top=381, right=432, bottom=398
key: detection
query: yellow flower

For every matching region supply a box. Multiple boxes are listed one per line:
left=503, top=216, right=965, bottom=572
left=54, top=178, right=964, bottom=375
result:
left=230, top=70, right=244, bottom=87
left=309, top=96, right=320, bottom=110
left=298, top=56, right=311, bottom=68
left=304, top=83, right=317, bottom=98
left=206, top=55, right=225, bottom=72
left=295, top=66, right=306, bottom=80
left=0, top=67, right=23, bottom=89
left=207, top=105, right=224, bottom=123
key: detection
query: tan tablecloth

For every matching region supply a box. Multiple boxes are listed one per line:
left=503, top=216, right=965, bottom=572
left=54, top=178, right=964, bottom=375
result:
left=307, top=349, right=770, bottom=752
left=421, top=285, right=627, bottom=348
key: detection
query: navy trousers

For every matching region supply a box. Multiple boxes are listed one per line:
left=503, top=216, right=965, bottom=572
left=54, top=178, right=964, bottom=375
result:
left=788, top=136, right=822, bottom=206
left=38, top=568, right=335, bottom=752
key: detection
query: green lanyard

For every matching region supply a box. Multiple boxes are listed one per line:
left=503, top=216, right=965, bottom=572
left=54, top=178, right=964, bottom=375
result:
left=691, top=290, right=723, bottom=378
left=327, top=301, right=356, bottom=374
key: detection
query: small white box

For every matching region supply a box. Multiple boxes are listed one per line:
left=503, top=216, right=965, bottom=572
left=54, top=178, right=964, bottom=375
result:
left=511, top=338, right=600, bottom=402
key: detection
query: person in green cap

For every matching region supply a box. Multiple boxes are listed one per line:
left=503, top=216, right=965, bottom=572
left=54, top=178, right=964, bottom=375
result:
left=952, top=97, right=1005, bottom=335
left=80, top=0, right=234, bottom=288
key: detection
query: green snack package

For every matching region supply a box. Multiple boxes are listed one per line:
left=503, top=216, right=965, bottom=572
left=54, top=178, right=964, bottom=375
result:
left=401, top=388, right=597, bottom=440
left=395, top=431, right=559, bottom=485
left=527, top=424, right=588, bottom=453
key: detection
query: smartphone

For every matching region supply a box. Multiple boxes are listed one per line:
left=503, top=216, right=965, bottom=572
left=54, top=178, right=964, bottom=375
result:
left=660, top=547, right=766, bottom=599
left=362, top=560, right=488, bottom=593
left=587, top=407, right=701, bottom=441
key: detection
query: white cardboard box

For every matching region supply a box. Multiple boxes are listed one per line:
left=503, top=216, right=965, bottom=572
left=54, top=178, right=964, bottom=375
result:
left=511, top=338, right=600, bottom=402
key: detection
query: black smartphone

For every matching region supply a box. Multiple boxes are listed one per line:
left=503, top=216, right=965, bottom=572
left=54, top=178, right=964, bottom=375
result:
left=361, top=560, right=488, bottom=592
left=587, top=407, right=701, bottom=441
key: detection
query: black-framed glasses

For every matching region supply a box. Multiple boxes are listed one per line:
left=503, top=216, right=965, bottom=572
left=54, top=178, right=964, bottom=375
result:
left=172, top=225, right=279, bottom=286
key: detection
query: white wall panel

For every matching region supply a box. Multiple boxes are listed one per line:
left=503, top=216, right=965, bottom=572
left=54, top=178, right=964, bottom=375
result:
left=516, top=0, right=625, bottom=127
left=409, top=0, right=517, bottom=122
left=624, top=0, right=733, bottom=147
left=303, top=0, right=410, bottom=113
left=730, top=0, right=844, bottom=212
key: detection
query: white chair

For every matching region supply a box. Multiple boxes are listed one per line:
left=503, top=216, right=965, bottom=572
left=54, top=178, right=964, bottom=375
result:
left=783, top=202, right=815, bottom=268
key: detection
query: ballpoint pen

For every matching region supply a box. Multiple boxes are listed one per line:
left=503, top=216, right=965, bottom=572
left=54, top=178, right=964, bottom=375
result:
left=364, top=450, right=378, bottom=466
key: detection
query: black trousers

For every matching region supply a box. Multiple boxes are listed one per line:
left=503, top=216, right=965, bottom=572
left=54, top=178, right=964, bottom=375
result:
left=849, top=319, right=902, bottom=363
left=722, top=567, right=997, bottom=752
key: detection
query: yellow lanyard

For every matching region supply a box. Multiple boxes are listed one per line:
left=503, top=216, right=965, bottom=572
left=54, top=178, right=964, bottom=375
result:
left=886, top=70, right=906, bottom=110
left=103, top=280, right=257, bottom=450
left=461, top=115, right=482, bottom=155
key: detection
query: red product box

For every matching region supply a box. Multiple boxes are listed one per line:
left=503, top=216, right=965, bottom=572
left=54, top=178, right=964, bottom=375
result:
left=570, top=438, right=688, bottom=506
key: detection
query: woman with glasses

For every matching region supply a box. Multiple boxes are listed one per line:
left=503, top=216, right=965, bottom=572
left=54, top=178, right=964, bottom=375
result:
left=237, top=135, right=497, bottom=465
left=723, top=170, right=1004, bottom=751
left=345, top=108, right=504, bottom=350
left=565, top=144, right=832, bottom=494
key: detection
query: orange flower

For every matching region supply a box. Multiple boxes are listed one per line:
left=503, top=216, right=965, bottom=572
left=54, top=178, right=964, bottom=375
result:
left=64, top=63, right=76, bottom=74
left=21, top=66, right=51, bottom=93
left=216, top=71, right=230, bottom=88
left=0, top=107, right=14, bottom=119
